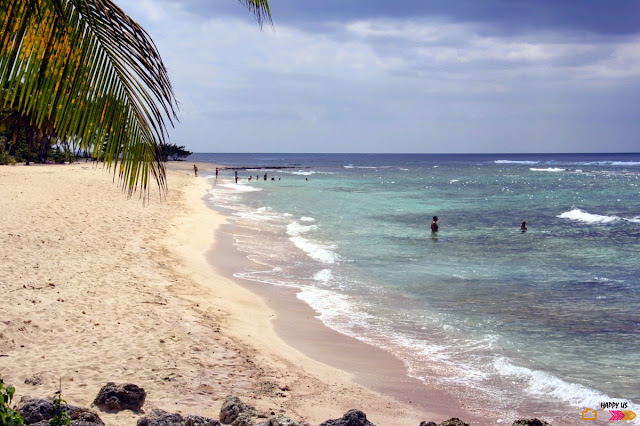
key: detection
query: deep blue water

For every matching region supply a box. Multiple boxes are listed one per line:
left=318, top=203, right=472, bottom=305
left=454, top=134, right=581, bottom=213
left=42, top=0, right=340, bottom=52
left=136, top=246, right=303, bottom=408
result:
left=190, top=153, right=640, bottom=423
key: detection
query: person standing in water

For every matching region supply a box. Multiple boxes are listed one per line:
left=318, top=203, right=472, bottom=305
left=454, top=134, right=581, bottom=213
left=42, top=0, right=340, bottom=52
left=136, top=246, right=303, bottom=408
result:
left=520, top=221, right=527, bottom=232
left=235, top=170, right=238, bottom=184
left=431, top=216, right=439, bottom=233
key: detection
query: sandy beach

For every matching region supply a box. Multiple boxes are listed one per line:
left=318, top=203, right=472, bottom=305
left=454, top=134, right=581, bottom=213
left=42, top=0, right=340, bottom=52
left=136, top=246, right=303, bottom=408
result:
left=0, top=161, right=459, bottom=425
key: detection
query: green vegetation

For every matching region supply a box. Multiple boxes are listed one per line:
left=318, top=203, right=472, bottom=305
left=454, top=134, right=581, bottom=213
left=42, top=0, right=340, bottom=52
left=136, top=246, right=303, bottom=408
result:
left=49, top=384, right=70, bottom=426
left=0, top=376, right=24, bottom=426
left=0, top=0, right=271, bottom=195
left=160, top=143, right=193, bottom=161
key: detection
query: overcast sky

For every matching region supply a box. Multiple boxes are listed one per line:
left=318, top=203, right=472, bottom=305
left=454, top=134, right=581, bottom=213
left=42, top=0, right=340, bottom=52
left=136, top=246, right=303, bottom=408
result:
left=117, top=0, right=640, bottom=153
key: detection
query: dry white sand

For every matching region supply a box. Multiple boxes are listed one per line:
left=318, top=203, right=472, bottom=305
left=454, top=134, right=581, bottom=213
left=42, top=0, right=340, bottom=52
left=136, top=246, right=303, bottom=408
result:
left=0, top=161, right=445, bottom=425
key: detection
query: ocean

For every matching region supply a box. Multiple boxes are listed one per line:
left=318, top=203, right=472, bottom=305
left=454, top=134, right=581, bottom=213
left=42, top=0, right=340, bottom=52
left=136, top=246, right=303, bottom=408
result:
left=190, top=153, right=640, bottom=424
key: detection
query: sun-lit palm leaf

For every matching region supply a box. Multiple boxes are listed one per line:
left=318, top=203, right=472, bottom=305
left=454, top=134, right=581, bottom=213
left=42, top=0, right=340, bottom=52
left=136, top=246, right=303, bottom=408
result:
left=0, top=0, right=179, bottom=195
left=0, top=0, right=271, bottom=196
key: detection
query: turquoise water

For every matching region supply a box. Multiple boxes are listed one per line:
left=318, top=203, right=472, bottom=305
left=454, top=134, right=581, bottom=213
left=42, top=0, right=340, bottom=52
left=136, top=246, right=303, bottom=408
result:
left=193, top=153, right=640, bottom=423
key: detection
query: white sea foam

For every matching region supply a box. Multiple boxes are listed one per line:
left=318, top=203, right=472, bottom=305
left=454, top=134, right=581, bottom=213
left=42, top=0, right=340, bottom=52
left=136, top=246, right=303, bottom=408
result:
left=286, top=221, right=339, bottom=264
left=296, top=287, right=374, bottom=327
left=286, top=221, right=316, bottom=235
left=558, top=209, right=620, bottom=224
left=611, top=161, right=640, bottom=166
left=495, top=160, right=540, bottom=164
left=289, top=237, right=339, bottom=264
left=300, top=216, right=315, bottom=222
left=583, top=161, right=640, bottom=166
left=313, top=269, right=332, bottom=283
left=216, top=182, right=262, bottom=192
left=288, top=170, right=316, bottom=176
left=494, top=357, right=610, bottom=408
left=530, top=167, right=565, bottom=172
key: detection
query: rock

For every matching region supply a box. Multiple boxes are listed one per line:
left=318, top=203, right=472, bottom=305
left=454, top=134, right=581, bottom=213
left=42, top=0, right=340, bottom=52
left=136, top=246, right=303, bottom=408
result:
left=256, top=414, right=308, bottom=426
left=218, top=396, right=305, bottom=426
left=70, top=422, right=107, bottom=426
left=70, top=408, right=105, bottom=425
left=18, top=398, right=57, bottom=424
left=18, top=398, right=104, bottom=425
left=319, top=409, right=375, bottom=426
left=93, top=382, right=146, bottom=412
left=137, top=409, right=184, bottom=426
left=24, top=374, right=43, bottom=386
left=183, top=414, right=222, bottom=425
left=420, top=422, right=437, bottom=426
left=438, top=419, right=469, bottom=426
left=32, top=422, right=101, bottom=426
left=512, top=419, right=552, bottom=426
left=137, top=410, right=222, bottom=426
left=219, top=396, right=257, bottom=425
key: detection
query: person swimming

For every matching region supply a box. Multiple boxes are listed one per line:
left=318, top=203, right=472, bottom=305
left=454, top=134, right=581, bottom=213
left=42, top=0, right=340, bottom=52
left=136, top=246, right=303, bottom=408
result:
left=521, top=221, right=527, bottom=232
left=431, top=216, right=438, bottom=233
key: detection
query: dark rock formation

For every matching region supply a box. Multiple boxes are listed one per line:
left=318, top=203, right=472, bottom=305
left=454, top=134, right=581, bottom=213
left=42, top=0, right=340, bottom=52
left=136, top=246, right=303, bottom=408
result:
left=512, top=419, right=552, bottom=426
left=256, top=415, right=305, bottom=426
left=183, top=414, right=222, bottom=426
left=137, top=409, right=221, bottom=426
left=219, top=395, right=257, bottom=425
left=218, top=395, right=307, bottom=426
left=137, top=409, right=183, bottom=426
left=438, top=419, right=469, bottom=426
left=18, top=398, right=57, bottom=424
left=18, top=398, right=103, bottom=425
left=70, top=408, right=105, bottom=425
left=30, top=422, right=101, bottom=426
left=93, top=382, right=146, bottom=412
left=318, top=409, right=375, bottom=426
left=419, top=422, right=437, bottom=426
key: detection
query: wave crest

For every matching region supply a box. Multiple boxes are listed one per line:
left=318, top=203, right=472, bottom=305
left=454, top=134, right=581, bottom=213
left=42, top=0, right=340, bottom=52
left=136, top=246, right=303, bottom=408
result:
left=558, top=209, right=619, bottom=224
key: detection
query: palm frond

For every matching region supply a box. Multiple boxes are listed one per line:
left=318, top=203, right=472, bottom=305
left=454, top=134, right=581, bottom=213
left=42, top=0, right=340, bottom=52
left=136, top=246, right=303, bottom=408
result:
left=238, top=0, right=272, bottom=29
left=0, top=0, right=177, bottom=196
left=0, top=0, right=272, bottom=196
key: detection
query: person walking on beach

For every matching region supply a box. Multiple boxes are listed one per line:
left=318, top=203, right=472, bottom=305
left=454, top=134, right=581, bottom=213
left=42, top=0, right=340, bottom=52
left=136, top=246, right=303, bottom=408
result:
left=520, top=221, right=527, bottom=232
left=431, top=216, right=439, bottom=233
left=215, top=168, right=219, bottom=178
left=193, top=164, right=198, bottom=177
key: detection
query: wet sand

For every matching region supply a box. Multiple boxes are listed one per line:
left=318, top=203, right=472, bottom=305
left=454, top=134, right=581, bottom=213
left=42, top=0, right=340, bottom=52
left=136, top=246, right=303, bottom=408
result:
left=0, top=161, right=460, bottom=425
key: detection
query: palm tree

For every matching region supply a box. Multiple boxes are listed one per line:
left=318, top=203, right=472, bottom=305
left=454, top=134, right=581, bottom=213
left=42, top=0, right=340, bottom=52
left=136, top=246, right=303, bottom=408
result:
left=0, top=0, right=271, bottom=196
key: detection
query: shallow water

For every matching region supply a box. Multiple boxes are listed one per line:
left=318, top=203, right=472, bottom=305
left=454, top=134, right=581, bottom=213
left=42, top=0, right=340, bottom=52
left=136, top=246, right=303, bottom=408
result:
left=193, top=153, right=640, bottom=423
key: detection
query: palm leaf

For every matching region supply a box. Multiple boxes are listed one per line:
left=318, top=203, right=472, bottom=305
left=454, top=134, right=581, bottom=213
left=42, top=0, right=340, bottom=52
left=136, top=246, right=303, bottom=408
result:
left=0, top=0, right=271, bottom=196
left=239, top=0, right=272, bottom=28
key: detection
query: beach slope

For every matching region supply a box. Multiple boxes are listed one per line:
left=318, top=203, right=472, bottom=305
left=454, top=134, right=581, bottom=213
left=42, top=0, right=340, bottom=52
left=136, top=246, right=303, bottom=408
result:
left=0, top=162, right=436, bottom=425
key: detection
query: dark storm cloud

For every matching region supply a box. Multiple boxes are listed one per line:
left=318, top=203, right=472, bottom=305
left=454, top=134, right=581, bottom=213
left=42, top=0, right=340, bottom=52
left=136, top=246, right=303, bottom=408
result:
left=167, top=0, right=640, bottom=36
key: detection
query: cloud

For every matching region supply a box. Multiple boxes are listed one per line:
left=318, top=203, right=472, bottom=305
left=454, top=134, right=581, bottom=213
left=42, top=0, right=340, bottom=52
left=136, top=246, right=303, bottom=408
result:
left=116, top=0, right=640, bottom=153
